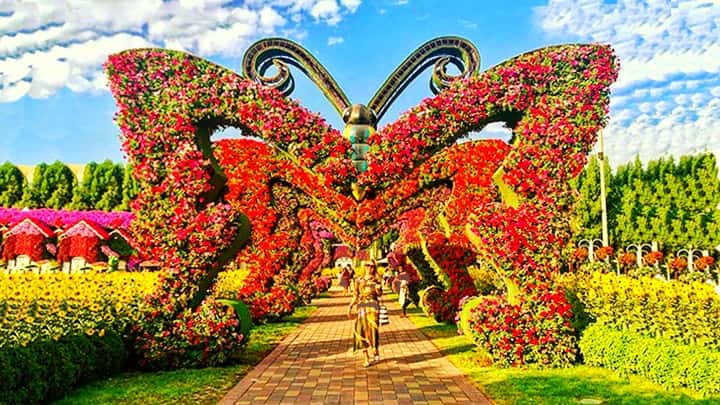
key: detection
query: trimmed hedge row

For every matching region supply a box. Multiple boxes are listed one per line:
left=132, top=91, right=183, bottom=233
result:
left=0, top=331, right=127, bottom=404
left=571, top=271, right=720, bottom=350
left=580, top=323, right=720, bottom=395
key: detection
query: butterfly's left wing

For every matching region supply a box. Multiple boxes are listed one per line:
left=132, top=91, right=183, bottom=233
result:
left=105, top=47, right=353, bottom=366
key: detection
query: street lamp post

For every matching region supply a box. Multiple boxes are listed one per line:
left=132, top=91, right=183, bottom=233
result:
left=598, top=131, right=609, bottom=247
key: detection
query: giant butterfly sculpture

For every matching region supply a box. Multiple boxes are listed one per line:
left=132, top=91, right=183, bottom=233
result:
left=105, top=36, right=617, bottom=368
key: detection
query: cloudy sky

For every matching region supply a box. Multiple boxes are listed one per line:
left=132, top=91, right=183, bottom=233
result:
left=1, top=0, right=718, bottom=170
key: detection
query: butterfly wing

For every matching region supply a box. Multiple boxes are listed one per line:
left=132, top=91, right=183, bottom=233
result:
left=105, top=47, right=352, bottom=365
left=361, top=45, right=618, bottom=338
left=361, top=44, right=617, bottom=197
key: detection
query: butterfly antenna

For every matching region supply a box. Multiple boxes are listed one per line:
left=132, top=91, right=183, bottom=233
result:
left=368, top=36, right=480, bottom=123
left=243, top=38, right=352, bottom=117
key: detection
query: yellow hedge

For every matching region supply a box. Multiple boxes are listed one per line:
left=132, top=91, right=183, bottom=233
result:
left=569, top=272, right=720, bottom=350
left=0, top=271, right=159, bottom=347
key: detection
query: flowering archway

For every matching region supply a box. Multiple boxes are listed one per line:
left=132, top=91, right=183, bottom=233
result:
left=105, top=37, right=617, bottom=368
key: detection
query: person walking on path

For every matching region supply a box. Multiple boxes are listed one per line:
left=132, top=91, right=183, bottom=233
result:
left=347, top=261, right=383, bottom=367
left=338, top=266, right=351, bottom=295
left=393, top=256, right=419, bottom=317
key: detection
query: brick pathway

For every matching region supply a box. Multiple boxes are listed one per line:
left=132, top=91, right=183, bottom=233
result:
left=220, top=287, right=491, bottom=405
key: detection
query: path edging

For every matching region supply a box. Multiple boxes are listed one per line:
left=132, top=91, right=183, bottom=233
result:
left=218, top=310, right=314, bottom=404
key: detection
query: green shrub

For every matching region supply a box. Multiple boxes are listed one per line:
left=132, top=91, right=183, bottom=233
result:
left=0, top=331, right=127, bottom=404
left=556, top=274, right=593, bottom=340
left=580, top=323, right=720, bottom=395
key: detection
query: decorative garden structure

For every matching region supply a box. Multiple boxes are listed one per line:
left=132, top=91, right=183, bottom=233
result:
left=105, top=36, right=617, bottom=368
left=106, top=228, right=135, bottom=270
left=57, top=219, right=110, bottom=271
left=1, top=217, right=56, bottom=269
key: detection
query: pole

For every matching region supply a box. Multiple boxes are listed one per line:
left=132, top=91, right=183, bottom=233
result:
left=598, top=131, right=609, bottom=246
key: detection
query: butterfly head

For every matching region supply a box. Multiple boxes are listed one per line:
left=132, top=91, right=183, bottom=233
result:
left=342, top=104, right=377, bottom=127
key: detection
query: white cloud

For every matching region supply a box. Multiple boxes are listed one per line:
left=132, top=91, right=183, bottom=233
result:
left=535, top=0, right=720, bottom=89
left=340, top=0, right=362, bottom=13
left=311, top=0, right=341, bottom=25
left=536, top=0, right=720, bottom=169
left=461, top=122, right=513, bottom=144
left=327, top=36, right=344, bottom=46
left=0, top=0, right=362, bottom=102
left=601, top=90, right=720, bottom=169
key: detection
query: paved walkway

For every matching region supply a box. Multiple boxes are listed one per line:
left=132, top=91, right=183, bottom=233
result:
left=220, top=287, right=491, bottom=405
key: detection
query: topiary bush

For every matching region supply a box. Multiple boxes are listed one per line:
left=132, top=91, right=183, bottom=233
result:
left=459, top=295, right=486, bottom=337
left=0, top=331, right=127, bottom=404
left=105, top=40, right=616, bottom=368
left=419, top=285, right=444, bottom=322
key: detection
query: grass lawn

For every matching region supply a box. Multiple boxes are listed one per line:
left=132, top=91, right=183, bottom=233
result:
left=55, top=305, right=317, bottom=405
left=404, top=304, right=719, bottom=404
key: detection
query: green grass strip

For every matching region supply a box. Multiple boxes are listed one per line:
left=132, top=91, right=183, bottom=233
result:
left=405, top=306, right=719, bottom=404
left=55, top=305, right=317, bottom=405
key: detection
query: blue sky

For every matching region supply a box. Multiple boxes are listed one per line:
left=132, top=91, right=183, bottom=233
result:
left=1, top=0, right=719, bottom=170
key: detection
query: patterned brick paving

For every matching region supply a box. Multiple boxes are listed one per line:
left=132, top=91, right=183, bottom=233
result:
left=220, top=287, right=491, bottom=405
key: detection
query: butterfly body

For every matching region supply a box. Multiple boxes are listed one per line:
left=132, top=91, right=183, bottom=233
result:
left=341, top=104, right=377, bottom=199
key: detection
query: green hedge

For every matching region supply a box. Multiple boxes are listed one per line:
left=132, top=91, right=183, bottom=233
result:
left=0, top=331, right=127, bottom=404
left=570, top=271, right=720, bottom=350
left=580, top=323, right=720, bottom=395
left=572, top=153, right=720, bottom=252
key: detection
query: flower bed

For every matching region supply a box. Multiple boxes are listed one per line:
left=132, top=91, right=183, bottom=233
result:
left=0, top=207, right=132, bottom=230
left=570, top=271, right=720, bottom=350
left=0, top=271, right=158, bottom=347
left=0, top=208, right=136, bottom=267
left=461, top=288, right=576, bottom=367
left=213, top=268, right=250, bottom=299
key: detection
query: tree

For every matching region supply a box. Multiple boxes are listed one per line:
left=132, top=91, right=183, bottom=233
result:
left=20, top=163, right=47, bottom=208
left=601, top=153, right=720, bottom=252
left=70, top=162, right=97, bottom=210
left=571, top=155, right=612, bottom=241
left=120, top=163, right=139, bottom=211
left=95, top=161, right=124, bottom=211
left=71, top=160, right=124, bottom=211
left=22, top=161, right=76, bottom=209
left=0, top=162, right=26, bottom=207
